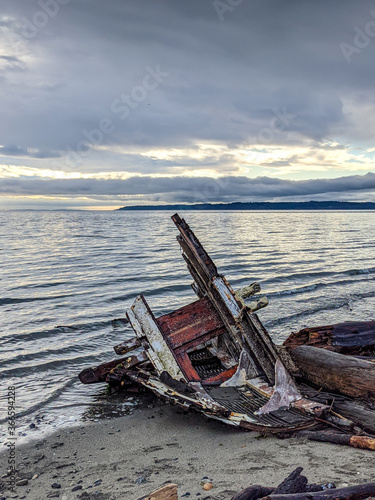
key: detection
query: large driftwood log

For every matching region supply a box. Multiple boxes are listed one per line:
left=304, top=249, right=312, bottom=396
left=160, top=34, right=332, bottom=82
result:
left=263, top=482, right=375, bottom=500
left=291, top=345, right=375, bottom=399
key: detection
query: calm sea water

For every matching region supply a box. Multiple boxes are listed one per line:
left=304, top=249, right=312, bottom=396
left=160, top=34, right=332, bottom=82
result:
left=0, top=210, right=374, bottom=444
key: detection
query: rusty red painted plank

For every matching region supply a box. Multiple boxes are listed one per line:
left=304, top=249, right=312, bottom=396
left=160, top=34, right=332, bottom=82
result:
left=157, top=297, right=224, bottom=349
left=174, top=327, right=227, bottom=355
left=175, top=351, right=201, bottom=382
left=202, top=365, right=238, bottom=386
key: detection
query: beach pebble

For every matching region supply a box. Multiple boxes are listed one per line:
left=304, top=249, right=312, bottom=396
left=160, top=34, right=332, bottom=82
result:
left=135, top=475, right=147, bottom=484
left=51, top=482, right=61, bottom=489
left=72, top=485, right=82, bottom=491
left=47, top=493, right=60, bottom=498
left=29, top=423, right=36, bottom=429
left=32, top=474, right=39, bottom=480
left=16, top=479, right=29, bottom=486
left=94, top=479, right=102, bottom=486
left=203, top=483, right=213, bottom=491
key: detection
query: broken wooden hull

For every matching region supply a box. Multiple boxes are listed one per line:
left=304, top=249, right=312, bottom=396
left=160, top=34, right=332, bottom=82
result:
left=283, top=321, right=375, bottom=356
left=79, top=214, right=375, bottom=447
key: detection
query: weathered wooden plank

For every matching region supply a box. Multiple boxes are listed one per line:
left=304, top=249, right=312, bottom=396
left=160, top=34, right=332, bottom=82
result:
left=174, top=350, right=200, bottom=382
left=113, top=337, right=140, bottom=355
left=136, top=483, right=178, bottom=500
left=78, top=353, right=146, bottom=384
left=291, top=345, right=375, bottom=399
left=202, top=365, right=238, bottom=385
left=127, top=295, right=184, bottom=381
left=173, top=326, right=228, bottom=354
left=157, top=297, right=224, bottom=349
left=172, top=213, right=217, bottom=278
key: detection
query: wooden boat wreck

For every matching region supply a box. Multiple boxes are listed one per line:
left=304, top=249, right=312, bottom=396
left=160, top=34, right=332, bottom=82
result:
left=79, top=214, right=375, bottom=449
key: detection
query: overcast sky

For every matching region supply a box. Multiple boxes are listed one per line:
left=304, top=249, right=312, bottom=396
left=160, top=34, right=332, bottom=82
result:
left=1, top=0, right=375, bottom=209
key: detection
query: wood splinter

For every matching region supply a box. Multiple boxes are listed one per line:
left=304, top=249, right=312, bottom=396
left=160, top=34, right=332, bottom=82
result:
left=136, top=483, right=178, bottom=500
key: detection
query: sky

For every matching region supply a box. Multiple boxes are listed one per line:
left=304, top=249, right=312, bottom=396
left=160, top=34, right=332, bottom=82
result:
left=1, top=0, right=375, bottom=209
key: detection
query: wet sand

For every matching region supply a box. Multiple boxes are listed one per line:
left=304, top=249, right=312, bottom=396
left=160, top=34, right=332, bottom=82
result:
left=1, top=401, right=374, bottom=500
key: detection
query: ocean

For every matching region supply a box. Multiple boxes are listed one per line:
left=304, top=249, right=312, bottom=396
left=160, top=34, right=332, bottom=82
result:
left=0, top=210, right=374, bottom=444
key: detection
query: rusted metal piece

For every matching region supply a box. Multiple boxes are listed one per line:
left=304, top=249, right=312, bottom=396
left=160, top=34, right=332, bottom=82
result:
left=78, top=213, right=375, bottom=444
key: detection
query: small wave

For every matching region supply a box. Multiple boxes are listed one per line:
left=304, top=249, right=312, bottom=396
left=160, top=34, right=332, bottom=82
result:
left=0, top=319, right=114, bottom=344
left=269, top=274, right=374, bottom=298
left=0, top=376, right=78, bottom=425
left=348, top=267, right=374, bottom=275
left=0, top=294, right=74, bottom=306
left=269, top=284, right=319, bottom=296
left=263, top=266, right=374, bottom=287
left=266, top=290, right=375, bottom=329
left=0, top=352, right=111, bottom=378
left=9, top=281, right=68, bottom=291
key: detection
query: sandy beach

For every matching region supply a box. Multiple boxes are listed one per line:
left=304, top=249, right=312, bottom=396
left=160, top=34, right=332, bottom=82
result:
left=1, top=397, right=374, bottom=500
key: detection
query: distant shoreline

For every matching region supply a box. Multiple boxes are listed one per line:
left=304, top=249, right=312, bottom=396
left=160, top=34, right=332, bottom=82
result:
left=117, top=201, right=375, bottom=211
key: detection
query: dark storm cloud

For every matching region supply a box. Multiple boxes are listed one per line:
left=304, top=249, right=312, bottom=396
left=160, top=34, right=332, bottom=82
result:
left=2, top=0, right=375, bottom=155
left=1, top=172, right=374, bottom=202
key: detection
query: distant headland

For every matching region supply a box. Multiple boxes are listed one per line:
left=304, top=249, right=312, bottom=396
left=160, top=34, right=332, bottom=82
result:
left=117, top=201, right=375, bottom=211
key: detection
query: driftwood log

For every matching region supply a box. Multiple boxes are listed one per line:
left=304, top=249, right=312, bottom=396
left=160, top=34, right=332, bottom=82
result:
left=296, top=431, right=375, bottom=451
left=290, top=345, right=375, bottom=400
left=232, top=468, right=375, bottom=500
left=263, top=483, right=375, bottom=500
left=231, top=486, right=275, bottom=500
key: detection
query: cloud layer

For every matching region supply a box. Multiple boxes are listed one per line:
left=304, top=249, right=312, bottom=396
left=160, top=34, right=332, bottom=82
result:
left=1, top=0, right=375, bottom=207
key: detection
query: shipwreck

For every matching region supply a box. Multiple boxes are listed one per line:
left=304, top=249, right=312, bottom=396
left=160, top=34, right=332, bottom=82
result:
left=79, top=214, right=375, bottom=449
